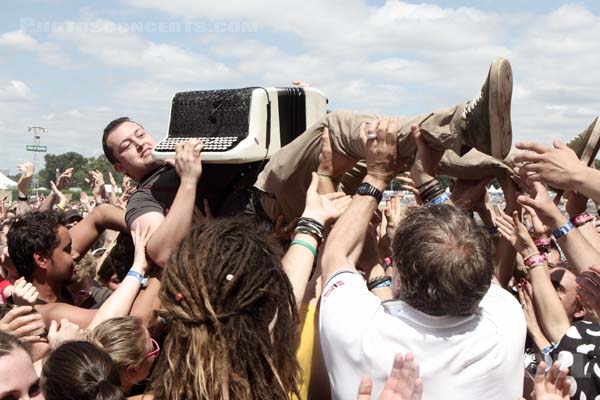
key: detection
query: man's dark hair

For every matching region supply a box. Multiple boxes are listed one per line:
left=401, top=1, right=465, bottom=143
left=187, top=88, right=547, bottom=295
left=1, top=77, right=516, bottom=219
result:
left=97, top=232, right=134, bottom=285
left=7, top=211, right=66, bottom=279
left=102, top=117, right=131, bottom=165
left=393, top=205, right=493, bottom=316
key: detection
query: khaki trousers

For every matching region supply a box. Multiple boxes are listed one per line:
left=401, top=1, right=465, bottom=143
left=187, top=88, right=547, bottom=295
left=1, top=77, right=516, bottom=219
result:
left=254, top=108, right=514, bottom=222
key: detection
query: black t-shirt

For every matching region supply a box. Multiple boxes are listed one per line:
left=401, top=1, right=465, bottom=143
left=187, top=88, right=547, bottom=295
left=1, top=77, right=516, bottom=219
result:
left=550, top=320, right=600, bottom=398
left=125, top=163, right=259, bottom=230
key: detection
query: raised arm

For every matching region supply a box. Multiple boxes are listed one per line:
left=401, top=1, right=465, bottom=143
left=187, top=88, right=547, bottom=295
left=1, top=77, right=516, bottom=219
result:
left=281, top=173, right=349, bottom=307
left=515, top=140, right=600, bottom=204
left=16, top=163, right=34, bottom=215
left=135, top=140, right=203, bottom=267
left=495, top=211, right=570, bottom=343
left=321, top=118, right=398, bottom=284
left=517, top=181, right=600, bottom=274
left=87, top=224, right=151, bottom=330
left=565, top=191, right=600, bottom=254
left=69, top=203, right=127, bottom=261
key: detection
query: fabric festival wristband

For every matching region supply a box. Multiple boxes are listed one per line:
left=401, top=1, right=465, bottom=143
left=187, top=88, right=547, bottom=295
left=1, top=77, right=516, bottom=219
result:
left=372, top=280, right=392, bottom=289
left=290, top=239, right=317, bottom=257
left=317, top=173, right=333, bottom=181
left=528, top=262, right=546, bottom=271
left=540, top=343, right=557, bottom=356
left=17, top=195, right=27, bottom=201
left=571, top=212, right=593, bottom=227
left=428, top=192, right=450, bottom=205
left=524, top=253, right=547, bottom=267
left=367, top=276, right=391, bottom=290
left=552, top=221, right=574, bottom=239
left=534, top=237, right=552, bottom=247
left=127, top=270, right=148, bottom=287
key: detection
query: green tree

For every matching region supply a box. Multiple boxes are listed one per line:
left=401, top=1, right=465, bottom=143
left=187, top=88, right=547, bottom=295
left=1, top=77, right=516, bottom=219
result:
left=37, top=153, right=122, bottom=190
left=39, top=152, right=86, bottom=188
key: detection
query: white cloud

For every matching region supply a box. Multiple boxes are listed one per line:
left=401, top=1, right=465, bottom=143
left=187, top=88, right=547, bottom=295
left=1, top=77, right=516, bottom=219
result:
left=0, top=80, right=32, bottom=102
left=0, top=30, right=69, bottom=66
left=3, top=1, right=600, bottom=171
left=50, top=19, right=238, bottom=83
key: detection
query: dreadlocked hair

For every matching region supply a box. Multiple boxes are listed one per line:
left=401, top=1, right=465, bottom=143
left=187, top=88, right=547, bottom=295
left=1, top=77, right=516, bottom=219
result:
left=150, top=217, right=301, bottom=400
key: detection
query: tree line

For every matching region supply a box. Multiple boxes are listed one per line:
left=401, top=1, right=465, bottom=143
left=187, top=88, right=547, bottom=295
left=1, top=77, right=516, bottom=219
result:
left=9, top=152, right=123, bottom=189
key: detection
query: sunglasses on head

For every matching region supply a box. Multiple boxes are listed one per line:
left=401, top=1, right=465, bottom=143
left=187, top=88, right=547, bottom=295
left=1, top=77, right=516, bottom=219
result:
left=145, top=337, right=160, bottom=359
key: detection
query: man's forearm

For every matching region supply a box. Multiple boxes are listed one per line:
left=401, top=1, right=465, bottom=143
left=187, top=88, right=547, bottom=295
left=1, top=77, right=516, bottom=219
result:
left=70, top=204, right=126, bottom=260
left=38, top=193, right=55, bottom=212
left=576, top=223, right=600, bottom=254
left=548, top=212, right=600, bottom=274
left=494, top=238, right=516, bottom=288
left=529, top=267, right=570, bottom=343
left=321, top=175, right=383, bottom=283
left=574, top=167, right=600, bottom=204
left=145, top=179, right=197, bottom=267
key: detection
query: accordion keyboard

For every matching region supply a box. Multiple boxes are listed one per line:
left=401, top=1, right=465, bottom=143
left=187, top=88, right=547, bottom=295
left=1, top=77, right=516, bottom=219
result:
left=154, top=136, right=243, bottom=152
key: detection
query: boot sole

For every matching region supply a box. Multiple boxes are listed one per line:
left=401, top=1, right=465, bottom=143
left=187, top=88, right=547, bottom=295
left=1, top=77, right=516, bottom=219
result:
left=488, top=58, right=513, bottom=160
left=578, top=117, right=600, bottom=166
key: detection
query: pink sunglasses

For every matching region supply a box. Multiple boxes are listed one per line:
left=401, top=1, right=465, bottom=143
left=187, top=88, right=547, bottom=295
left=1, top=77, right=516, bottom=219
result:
left=145, top=338, right=160, bottom=359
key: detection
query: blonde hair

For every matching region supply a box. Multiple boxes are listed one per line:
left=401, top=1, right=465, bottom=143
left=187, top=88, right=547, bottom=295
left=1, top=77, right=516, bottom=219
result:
left=88, top=316, right=147, bottom=369
left=73, top=253, right=96, bottom=284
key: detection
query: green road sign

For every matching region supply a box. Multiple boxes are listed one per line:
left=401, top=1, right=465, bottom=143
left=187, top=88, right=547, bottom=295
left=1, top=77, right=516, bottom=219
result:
left=26, top=145, right=47, bottom=152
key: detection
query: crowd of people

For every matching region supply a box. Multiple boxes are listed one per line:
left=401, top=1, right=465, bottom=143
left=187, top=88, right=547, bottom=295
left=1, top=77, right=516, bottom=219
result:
left=2, top=57, right=600, bottom=399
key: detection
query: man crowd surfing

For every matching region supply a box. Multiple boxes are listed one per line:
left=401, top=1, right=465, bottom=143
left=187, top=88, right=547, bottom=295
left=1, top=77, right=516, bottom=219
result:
left=2, top=57, right=600, bottom=399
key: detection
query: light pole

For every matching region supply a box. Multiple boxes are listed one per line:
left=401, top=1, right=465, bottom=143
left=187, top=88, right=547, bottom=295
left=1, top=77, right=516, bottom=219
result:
left=27, top=126, right=47, bottom=191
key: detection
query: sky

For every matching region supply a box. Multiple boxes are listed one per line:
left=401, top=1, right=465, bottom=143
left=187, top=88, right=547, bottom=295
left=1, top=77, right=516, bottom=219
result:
left=1, top=0, right=600, bottom=174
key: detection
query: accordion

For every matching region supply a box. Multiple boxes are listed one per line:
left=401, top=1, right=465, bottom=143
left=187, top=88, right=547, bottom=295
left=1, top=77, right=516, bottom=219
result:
left=152, top=86, right=328, bottom=164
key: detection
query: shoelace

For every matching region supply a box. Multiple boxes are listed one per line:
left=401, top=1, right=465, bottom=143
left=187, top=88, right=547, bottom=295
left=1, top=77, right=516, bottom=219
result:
left=461, top=91, right=483, bottom=120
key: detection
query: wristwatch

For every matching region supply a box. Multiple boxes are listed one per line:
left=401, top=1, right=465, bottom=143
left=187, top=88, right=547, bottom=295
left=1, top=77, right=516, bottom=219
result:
left=356, top=182, right=383, bottom=203
left=127, top=270, right=149, bottom=287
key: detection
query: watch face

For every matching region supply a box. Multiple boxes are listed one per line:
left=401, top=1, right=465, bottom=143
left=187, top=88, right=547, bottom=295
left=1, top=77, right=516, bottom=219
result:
left=357, top=183, right=370, bottom=195
left=356, top=183, right=382, bottom=201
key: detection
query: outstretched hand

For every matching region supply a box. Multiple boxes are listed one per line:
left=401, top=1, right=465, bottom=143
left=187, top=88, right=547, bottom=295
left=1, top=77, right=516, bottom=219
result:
left=514, top=139, right=584, bottom=191
left=55, top=167, right=73, bottom=191
left=302, top=172, right=351, bottom=225
left=495, top=211, right=537, bottom=256
left=357, top=352, right=422, bottom=400
left=12, top=278, right=39, bottom=306
left=361, top=118, right=399, bottom=186
left=517, top=181, right=566, bottom=230
left=131, top=223, right=153, bottom=274
left=0, top=306, right=46, bottom=343
left=47, top=318, right=84, bottom=350
left=531, top=361, right=571, bottom=400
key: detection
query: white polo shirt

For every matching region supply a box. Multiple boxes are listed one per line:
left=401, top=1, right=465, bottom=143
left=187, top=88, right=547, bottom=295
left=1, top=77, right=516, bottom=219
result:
left=319, top=270, right=526, bottom=400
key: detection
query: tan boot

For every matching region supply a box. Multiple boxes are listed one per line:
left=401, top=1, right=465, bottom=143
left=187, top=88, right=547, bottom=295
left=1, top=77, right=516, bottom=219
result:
left=460, top=58, right=513, bottom=160
left=566, top=117, right=600, bottom=166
